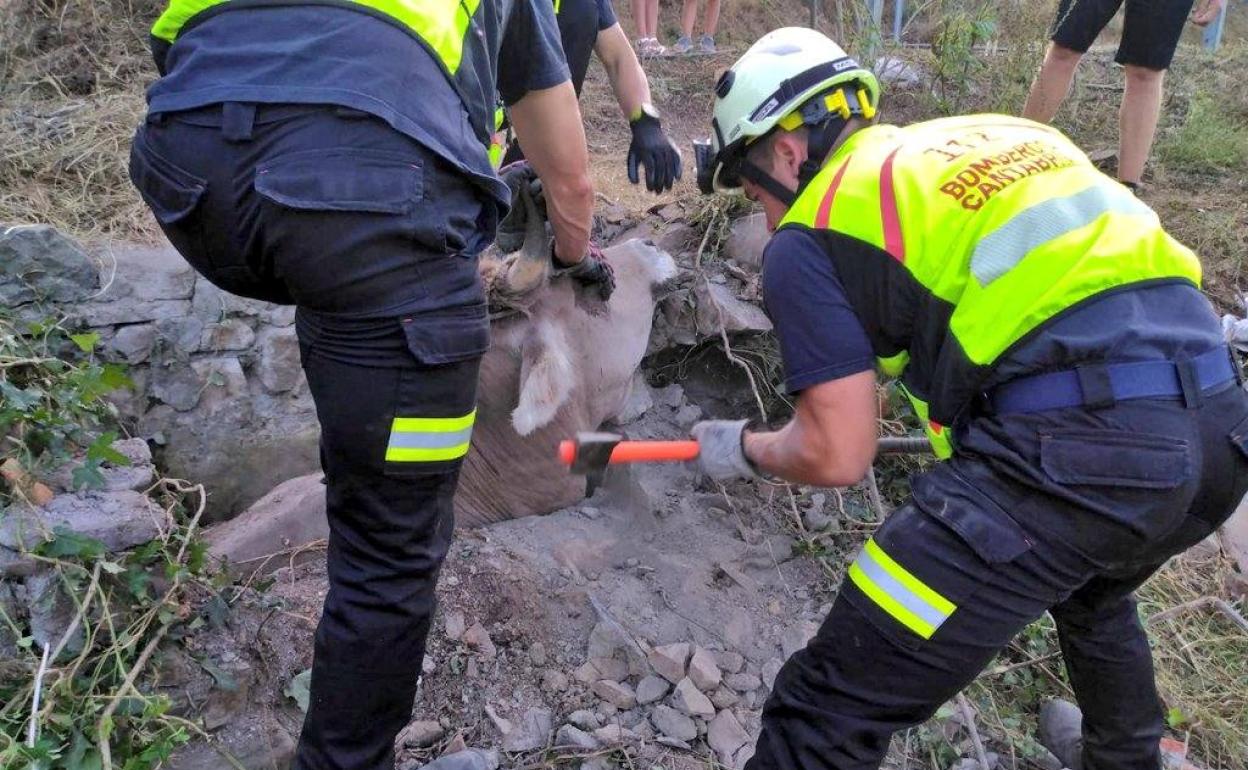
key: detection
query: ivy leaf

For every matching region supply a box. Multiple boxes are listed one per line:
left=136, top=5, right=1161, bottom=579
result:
left=39, top=526, right=107, bottom=560
left=99, top=560, right=126, bottom=575
left=71, top=462, right=106, bottom=491
left=196, top=657, right=239, bottom=692
left=0, top=381, right=40, bottom=410
left=1166, top=706, right=1189, bottom=729
left=99, top=363, right=133, bottom=391
left=86, top=431, right=130, bottom=467
left=69, top=332, right=101, bottom=353
left=285, top=669, right=312, bottom=713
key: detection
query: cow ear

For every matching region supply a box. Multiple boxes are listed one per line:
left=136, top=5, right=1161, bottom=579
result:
left=511, top=319, right=574, bottom=436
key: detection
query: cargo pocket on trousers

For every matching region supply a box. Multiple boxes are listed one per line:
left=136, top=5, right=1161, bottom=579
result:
left=254, top=148, right=424, bottom=214
left=129, top=130, right=207, bottom=261
left=383, top=306, right=489, bottom=479
left=1038, top=428, right=1193, bottom=540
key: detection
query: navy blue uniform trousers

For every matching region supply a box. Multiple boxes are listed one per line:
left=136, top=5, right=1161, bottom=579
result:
left=747, top=384, right=1248, bottom=770
left=130, top=103, right=492, bottom=770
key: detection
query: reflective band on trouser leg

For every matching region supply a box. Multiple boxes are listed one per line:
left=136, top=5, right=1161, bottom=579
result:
left=848, top=538, right=956, bottom=639
left=385, top=410, right=476, bottom=462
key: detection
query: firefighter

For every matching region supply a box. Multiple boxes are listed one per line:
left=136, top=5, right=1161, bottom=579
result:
left=129, top=2, right=612, bottom=768
left=691, top=26, right=1248, bottom=770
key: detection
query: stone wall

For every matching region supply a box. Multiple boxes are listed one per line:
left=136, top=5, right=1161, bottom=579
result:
left=2, top=224, right=320, bottom=520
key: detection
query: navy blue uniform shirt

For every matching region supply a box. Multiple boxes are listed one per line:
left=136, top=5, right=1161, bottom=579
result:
left=145, top=2, right=570, bottom=214
left=761, top=227, right=1223, bottom=397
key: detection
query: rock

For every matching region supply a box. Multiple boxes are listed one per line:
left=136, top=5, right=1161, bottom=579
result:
left=201, top=319, right=256, bottom=352
left=694, top=281, right=772, bottom=336
left=1221, top=495, right=1248, bottom=575
left=710, top=686, right=741, bottom=710
left=528, top=641, right=548, bottom=666
left=670, top=677, right=715, bottom=718
left=445, top=610, right=466, bottom=641
left=803, top=507, right=835, bottom=532
left=708, top=709, right=753, bottom=769
left=94, top=242, right=197, bottom=302
left=255, top=327, right=303, bottom=393
left=109, top=323, right=157, bottom=364
left=166, top=718, right=295, bottom=770
left=441, top=733, right=468, bottom=756
left=586, top=621, right=645, bottom=674
left=592, top=680, right=638, bottom=710
left=723, top=609, right=756, bottom=651
left=398, top=720, right=446, bottom=748
left=202, top=670, right=252, bottom=731
left=501, top=707, right=552, bottom=752
left=417, top=749, right=500, bottom=770
left=541, top=669, right=568, bottom=693
left=635, top=674, right=670, bottom=705
left=46, top=438, right=156, bottom=494
left=81, top=298, right=193, bottom=327
left=0, top=582, right=21, bottom=658
left=463, top=623, right=497, bottom=660
left=950, top=754, right=1000, bottom=770
left=762, top=658, right=784, bottom=690
left=781, top=621, right=819, bottom=658
left=567, top=710, right=601, bottom=731
left=724, top=213, right=769, bottom=271
left=591, top=724, right=636, bottom=746
left=203, top=474, right=327, bottom=575
left=25, top=569, right=83, bottom=652
left=151, top=363, right=207, bottom=411
left=874, top=55, right=926, bottom=89
left=589, top=656, right=629, bottom=682
left=656, top=736, right=692, bottom=751
left=688, top=647, right=722, bottom=692
left=724, top=672, right=762, bottom=693
left=0, top=490, right=164, bottom=552
left=713, top=650, right=745, bottom=675
left=650, top=704, right=697, bottom=742
left=554, top=724, right=601, bottom=751
left=648, top=642, right=690, bottom=684
left=155, top=316, right=206, bottom=355
left=0, top=224, right=98, bottom=306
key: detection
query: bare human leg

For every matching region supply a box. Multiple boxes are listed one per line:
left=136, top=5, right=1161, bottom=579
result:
left=1022, top=42, right=1083, bottom=124
left=1118, top=64, right=1165, bottom=186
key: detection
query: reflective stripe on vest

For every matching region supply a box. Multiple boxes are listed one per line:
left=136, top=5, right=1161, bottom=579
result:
left=849, top=538, right=956, bottom=639
left=781, top=115, right=1202, bottom=435
left=386, top=409, right=476, bottom=462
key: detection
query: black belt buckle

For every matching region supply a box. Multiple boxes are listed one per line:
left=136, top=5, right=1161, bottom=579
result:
left=1075, top=364, right=1115, bottom=410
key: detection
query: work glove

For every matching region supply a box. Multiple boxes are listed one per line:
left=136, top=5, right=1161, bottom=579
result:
left=554, top=241, right=615, bottom=301
left=691, top=419, right=760, bottom=480
left=627, top=113, right=682, bottom=194
left=496, top=161, right=543, bottom=253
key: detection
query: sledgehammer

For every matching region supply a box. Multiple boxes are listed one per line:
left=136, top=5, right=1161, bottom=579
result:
left=558, top=431, right=932, bottom=484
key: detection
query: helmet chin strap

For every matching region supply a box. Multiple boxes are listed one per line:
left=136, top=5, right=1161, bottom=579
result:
left=736, top=113, right=847, bottom=210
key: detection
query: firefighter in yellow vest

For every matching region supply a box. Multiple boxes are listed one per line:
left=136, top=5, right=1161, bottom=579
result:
left=130, top=2, right=611, bottom=769
left=691, top=27, right=1248, bottom=770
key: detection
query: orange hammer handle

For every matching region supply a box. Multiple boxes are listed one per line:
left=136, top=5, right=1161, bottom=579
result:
left=559, top=440, right=701, bottom=465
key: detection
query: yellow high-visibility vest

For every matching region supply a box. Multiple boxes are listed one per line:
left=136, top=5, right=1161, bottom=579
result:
left=780, top=115, right=1202, bottom=457
left=151, top=0, right=489, bottom=140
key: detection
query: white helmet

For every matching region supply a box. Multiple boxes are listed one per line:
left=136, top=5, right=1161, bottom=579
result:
left=694, top=27, right=880, bottom=199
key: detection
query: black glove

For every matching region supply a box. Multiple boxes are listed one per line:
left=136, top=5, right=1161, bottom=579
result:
left=627, top=113, right=682, bottom=193
left=554, top=242, right=615, bottom=301
left=496, top=162, right=542, bottom=253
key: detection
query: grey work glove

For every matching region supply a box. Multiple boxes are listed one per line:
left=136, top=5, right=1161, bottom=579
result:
left=554, top=241, right=616, bottom=301
left=496, top=161, right=543, bottom=253
left=691, top=419, right=759, bottom=480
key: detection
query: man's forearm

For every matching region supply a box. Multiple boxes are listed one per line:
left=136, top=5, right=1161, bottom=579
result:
left=508, top=82, right=594, bottom=263
left=597, top=25, right=652, bottom=121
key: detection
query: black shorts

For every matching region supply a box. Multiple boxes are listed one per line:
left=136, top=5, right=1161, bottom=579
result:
left=1050, top=0, right=1196, bottom=70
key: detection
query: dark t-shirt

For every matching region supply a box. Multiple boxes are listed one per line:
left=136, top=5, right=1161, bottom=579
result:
left=760, top=227, right=1224, bottom=402
left=145, top=2, right=570, bottom=210
left=557, top=0, right=619, bottom=95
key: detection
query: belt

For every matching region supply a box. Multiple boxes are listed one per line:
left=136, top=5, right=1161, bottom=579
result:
left=989, top=345, right=1239, bottom=415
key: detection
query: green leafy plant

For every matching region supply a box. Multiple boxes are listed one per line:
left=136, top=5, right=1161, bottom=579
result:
left=929, top=2, right=998, bottom=115
left=0, top=308, right=133, bottom=505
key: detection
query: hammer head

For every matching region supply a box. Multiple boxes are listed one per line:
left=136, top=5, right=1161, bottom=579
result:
left=568, top=431, right=624, bottom=478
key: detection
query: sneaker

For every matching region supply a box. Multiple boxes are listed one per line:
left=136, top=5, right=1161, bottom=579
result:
left=672, top=35, right=694, bottom=54
left=698, top=34, right=716, bottom=53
